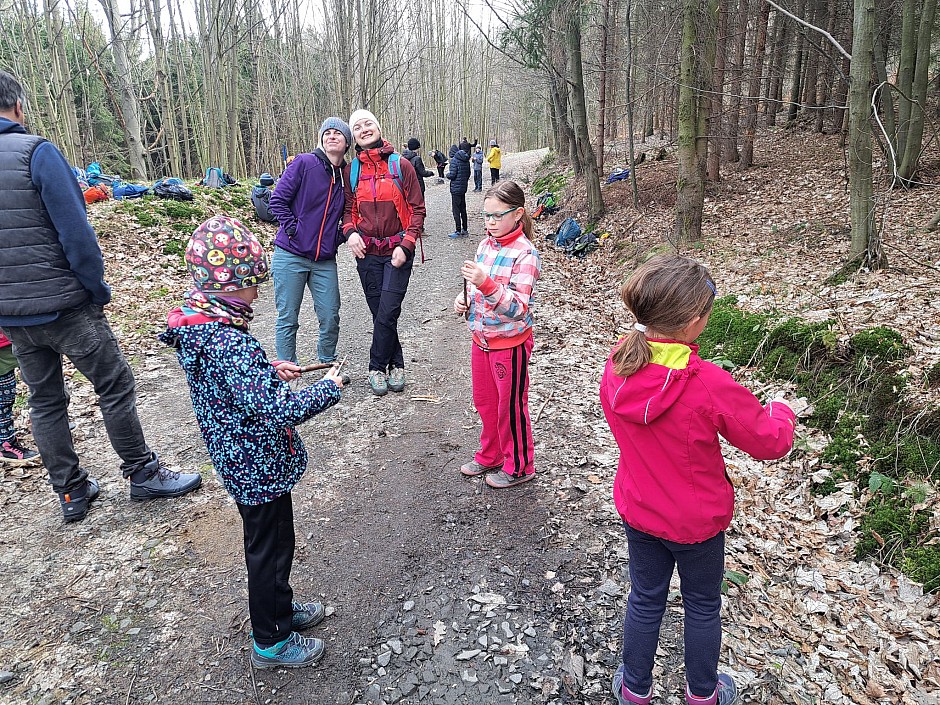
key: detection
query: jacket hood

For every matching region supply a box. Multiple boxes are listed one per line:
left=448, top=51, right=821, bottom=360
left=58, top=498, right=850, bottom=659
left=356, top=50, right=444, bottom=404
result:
left=601, top=341, right=701, bottom=425
left=158, top=311, right=225, bottom=370
left=355, top=139, right=393, bottom=156
left=401, top=149, right=417, bottom=160
left=452, top=149, right=470, bottom=163
left=312, top=146, right=346, bottom=171
left=0, top=117, right=26, bottom=136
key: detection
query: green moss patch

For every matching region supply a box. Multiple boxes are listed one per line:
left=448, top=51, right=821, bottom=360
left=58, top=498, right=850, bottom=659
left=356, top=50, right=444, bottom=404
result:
left=697, top=298, right=939, bottom=590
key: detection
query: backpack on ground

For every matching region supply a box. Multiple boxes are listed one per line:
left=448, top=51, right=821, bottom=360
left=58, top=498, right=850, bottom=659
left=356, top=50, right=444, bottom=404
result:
left=201, top=167, right=225, bottom=188
left=533, top=191, right=559, bottom=220
left=549, top=217, right=581, bottom=248
left=83, top=184, right=109, bottom=204
left=153, top=178, right=194, bottom=201
left=566, top=231, right=598, bottom=259
left=112, top=180, right=149, bottom=200
left=606, top=167, right=631, bottom=184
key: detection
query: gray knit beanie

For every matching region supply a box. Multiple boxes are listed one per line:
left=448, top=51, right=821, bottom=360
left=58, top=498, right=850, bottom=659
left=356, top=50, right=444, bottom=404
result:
left=319, top=117, right=352, bottom=149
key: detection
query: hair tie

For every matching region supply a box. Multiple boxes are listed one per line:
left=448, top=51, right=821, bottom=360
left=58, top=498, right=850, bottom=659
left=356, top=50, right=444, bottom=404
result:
left=634, top=322, right=647, bottom=333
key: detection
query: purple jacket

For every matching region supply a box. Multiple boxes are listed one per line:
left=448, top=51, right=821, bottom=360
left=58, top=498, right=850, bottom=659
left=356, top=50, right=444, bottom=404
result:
left=270, top=148, right=346, bottom=261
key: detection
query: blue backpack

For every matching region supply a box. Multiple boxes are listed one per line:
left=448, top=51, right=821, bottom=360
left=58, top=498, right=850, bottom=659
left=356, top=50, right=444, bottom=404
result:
left=550, top=217, right=581, bottom=247
left=112, top=180, right=149, bottom=200
left=349, top=152, right=405, bottom=196
left=202, top=167, right=225, bottom=188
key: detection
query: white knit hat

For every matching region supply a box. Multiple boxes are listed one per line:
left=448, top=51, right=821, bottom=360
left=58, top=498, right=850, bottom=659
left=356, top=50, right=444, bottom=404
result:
left=349, top=109, right=381, bottom=134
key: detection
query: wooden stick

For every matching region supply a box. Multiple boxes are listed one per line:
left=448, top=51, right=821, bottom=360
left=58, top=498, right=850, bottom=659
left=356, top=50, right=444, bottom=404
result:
left=463, top=279, right=470, bottom=320
left=534, top=390, right=555, bottom=424
left=298, top=363, right=335, bottom=372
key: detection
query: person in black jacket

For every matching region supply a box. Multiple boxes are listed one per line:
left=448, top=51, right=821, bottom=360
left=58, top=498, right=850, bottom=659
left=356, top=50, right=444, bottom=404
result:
left=432, top=149, right=447, bottom=178
left=401, top=138, right=434, bottom=195
left=446, top=141, right=472, bottom=238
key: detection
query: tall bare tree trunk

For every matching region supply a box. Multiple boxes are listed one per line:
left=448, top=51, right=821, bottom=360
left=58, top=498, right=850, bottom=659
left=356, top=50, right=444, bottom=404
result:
left=566, top=10, right=604, bottom=221
left=740, top=0, right=770, bottom=168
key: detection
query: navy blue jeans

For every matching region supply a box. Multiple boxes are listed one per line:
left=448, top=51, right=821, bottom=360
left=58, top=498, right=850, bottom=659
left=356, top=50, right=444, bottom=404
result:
left=355, top=254, right=413, bottom=372
left=621, top=523, right=725, bottom=698
left=3, top=304, right=155, bottom=494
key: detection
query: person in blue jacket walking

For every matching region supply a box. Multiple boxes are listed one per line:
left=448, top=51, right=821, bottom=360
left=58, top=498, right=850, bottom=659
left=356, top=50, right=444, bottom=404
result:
left=269, top=117, right=350, bottom=365
left=446, top=141, right=472, bottom=238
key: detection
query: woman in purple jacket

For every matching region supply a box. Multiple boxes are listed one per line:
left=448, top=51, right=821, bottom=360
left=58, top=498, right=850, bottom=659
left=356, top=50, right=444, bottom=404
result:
left=269, top=117, right=350, bottom=364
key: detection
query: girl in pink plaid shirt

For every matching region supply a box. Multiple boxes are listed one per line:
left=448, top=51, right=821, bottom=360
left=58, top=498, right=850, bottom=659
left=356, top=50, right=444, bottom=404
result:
left=453, top=181, right=542, bottom=489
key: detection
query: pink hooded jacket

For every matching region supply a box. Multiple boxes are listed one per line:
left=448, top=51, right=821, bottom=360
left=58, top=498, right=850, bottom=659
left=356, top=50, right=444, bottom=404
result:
left=600, top=339, right=795, bottom=544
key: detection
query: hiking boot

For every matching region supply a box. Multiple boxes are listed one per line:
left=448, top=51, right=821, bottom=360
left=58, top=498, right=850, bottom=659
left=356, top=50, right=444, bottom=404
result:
left=459, top=460, right=502, bottom=477
left=0, top=438, right=40, bottom=466
left=459, top=229, right=468, bottom=238
left=130, top=464, right=202, bottom=501
left=58, top=477, right=100, bottom=523
left=686, top=674, right=738, bottom=705
left=368, top=371, right=388, bottom=396
left=612, top=664, right=652, bottom=705
left=485, top=471, right=535, bottom=489
left=251, top=632, right=325, bottom=669
left=291, top=601, right=325, bottom=631
left=387, top=367, right=405, bottom=393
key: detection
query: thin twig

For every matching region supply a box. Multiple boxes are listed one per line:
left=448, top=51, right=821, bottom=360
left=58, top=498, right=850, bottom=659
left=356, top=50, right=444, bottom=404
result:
left=124, top=667, right=138, bottom=705
left=534, top=391, right=555, bottom=424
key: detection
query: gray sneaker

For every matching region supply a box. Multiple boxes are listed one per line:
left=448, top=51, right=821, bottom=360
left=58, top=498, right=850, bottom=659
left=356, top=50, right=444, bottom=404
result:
left=387, top=367, right=405, bottom=393
left=251, top=632, right=325, bottom=669
left=130, top=465, right=202, bottom=501
left=368, top=371, right=388, bottom=396
left=291, top=601, right=325, bottom=631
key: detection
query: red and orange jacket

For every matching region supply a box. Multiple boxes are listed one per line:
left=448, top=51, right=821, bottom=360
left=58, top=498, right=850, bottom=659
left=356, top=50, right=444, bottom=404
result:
left=600, top=340, right=795, bottom=544
left=341, top=140, right=426, bottom=257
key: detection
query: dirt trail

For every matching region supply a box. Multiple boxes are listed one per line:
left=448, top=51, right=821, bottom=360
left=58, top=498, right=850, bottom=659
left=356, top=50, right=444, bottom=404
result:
left=1, top=150, right=581, bottom=705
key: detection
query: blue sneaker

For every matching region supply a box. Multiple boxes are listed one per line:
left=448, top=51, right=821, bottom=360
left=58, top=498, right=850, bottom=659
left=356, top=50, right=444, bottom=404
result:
left=447, top=231, right=461, bottom=239
left=291, top=601, right=325, bottom=631
left=251, top=631, right=325, bottom=669
left=612, top=664, right=652, bottom=705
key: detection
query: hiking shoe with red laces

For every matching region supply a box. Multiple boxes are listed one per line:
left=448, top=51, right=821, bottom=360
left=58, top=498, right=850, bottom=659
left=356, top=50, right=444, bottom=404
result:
left=0, top=438, right=40, bottom=466
left=459, top=460, right=501, bottom=477
left=485, top=471, right=535, bottom=488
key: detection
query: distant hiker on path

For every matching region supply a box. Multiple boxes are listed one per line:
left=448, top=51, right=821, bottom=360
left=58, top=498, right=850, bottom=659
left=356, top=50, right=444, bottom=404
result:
left=432, top=149, right=447, bottom=178
left=453, top=181, right=541, bottom=489
left=471, top=146, right=484, bottom=192
left=160, top=215, right=345, bottom=670
left=446, top=141, right=472, bottom=238
left=269, top=117, right=350, bottom=367
left=343, top=109, right=426, bottom=396
left=599, top=255, right=796, bottom=705
left=0, top=70, right=202, bottom=523
left=485, top=140, right=502, bottom=185
left=401, top=137, right=435, bottom=196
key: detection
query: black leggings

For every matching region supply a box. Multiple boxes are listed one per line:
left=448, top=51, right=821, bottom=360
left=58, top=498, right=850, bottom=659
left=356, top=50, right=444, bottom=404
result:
left=437, top=165, right=445, bottom=178
left=490, top=168, right=500, bottom=185
left=451, top=193, right=468, bottom=232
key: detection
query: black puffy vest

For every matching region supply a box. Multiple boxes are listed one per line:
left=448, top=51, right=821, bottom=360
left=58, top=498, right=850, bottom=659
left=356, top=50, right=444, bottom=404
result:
left=0, top=131, right=89, bottom=316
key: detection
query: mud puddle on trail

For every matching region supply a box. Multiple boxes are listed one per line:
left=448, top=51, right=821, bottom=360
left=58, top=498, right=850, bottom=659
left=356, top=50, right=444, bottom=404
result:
left=1, top=152, right=585, bottom=705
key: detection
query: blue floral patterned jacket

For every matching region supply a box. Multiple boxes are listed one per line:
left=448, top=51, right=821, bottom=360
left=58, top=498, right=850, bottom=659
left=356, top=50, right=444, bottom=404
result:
left=159, top=314, right=341, bottom=505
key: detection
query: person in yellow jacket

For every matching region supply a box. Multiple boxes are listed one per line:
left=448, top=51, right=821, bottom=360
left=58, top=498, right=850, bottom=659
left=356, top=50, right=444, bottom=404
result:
left=485, top=140, right=502, bottom=185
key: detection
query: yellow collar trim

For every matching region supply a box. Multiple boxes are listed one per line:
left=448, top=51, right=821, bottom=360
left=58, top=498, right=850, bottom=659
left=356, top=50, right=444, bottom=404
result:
left=649, top=341, right=692, bottom=370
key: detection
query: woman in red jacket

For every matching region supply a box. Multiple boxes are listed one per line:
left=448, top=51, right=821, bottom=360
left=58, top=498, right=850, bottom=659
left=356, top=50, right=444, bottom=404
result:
left=600, top=255, right=795, bottom=705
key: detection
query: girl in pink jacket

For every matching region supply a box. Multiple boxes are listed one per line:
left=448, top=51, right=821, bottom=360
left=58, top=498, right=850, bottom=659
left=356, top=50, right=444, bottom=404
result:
left=600, top=255, right=795, bottom=705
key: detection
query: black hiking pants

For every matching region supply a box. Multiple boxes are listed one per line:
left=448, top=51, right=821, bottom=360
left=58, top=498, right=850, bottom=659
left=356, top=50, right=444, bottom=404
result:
left=239, top=492, right=295, bottom=648
left=451, top=193, right=468, bottom=232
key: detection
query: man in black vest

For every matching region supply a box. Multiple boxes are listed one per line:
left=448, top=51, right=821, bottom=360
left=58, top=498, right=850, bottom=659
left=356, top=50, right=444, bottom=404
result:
left=0, top=71, right=202, bottom=523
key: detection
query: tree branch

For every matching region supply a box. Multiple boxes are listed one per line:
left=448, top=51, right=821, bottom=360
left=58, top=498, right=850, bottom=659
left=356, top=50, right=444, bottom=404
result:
left=766, top=0, right=851, bottom=62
